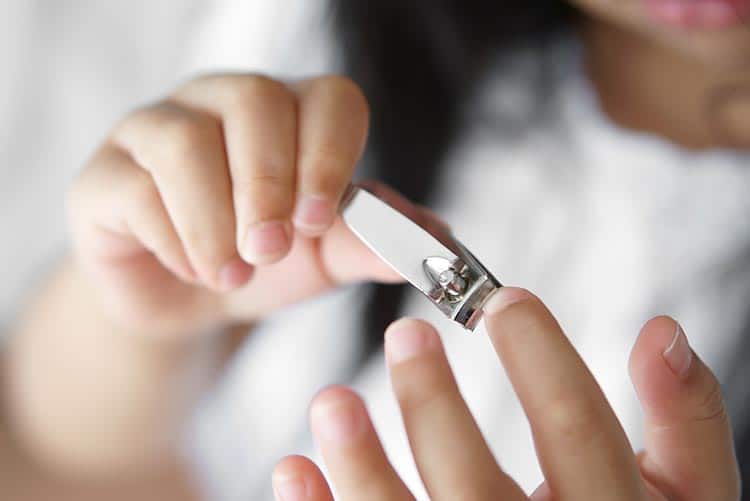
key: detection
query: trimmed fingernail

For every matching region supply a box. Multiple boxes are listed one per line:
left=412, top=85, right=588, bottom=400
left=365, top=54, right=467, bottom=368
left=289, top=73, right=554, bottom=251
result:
left=530, top=483, right=551, bottom=501
left=663, top=322, right=693, bottom=379
left=293, top=196, right=335, bottom=234
left=310, top=393, right=366, bottom=445
left=385, top=319, right=438, bottom=364
left=274, top=474, right=308, bottom=501
left=171, top=261, right=198, bottom=284
left=241, top=221, right=291, bottom=263
left=218, top=257, right=254, bottom=291
left=483, top=287, right=532, bottom=315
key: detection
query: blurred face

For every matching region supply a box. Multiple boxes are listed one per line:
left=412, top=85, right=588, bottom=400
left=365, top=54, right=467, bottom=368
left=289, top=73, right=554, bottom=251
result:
left=568, top=0, right=750, bottom=68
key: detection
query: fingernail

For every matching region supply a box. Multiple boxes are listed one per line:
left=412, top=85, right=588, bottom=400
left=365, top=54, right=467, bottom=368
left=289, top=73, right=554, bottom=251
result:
left=663, top=322, right=693, bottom=379
left=385, top=319, right=438, bottom=364
left=483, top=287, right=532, bottom=316
left=310, top=395, right=365, bottom=445
left=171, top=261, right=198, bottom=284
left=274, top=474, right=308, bottom=501
left=218, top=257, right=254, bottom=291
left=241, top=221, right=291, bottom=263
left=293, top=196, right=335, bottom=234
left=530, top=483, right=551, bottom=501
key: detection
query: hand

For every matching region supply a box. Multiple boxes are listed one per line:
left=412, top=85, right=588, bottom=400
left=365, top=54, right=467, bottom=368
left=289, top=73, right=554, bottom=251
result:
left=272, top=288, right=740, bottom=501
left=66, top=74, right=404, bottom=338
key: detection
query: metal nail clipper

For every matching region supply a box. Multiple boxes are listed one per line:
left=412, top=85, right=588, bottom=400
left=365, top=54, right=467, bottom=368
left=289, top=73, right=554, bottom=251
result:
left=340, top=183, right=502, bottom=331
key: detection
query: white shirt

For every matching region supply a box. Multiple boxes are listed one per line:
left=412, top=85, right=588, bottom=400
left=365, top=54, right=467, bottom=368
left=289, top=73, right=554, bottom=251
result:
left=3, top=2, right=750, bottom=500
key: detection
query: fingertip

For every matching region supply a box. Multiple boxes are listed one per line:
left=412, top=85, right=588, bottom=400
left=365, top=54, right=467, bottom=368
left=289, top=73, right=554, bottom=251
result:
left=662, top=323, right=693, bottom=380
left=482, top=287, right=535, bottom=317
left=273, top=454, right=313, bottom=487
left=529, top=482, right=551, bottom=501
left=628, top=316, right=679, bottom=376
left=384, top=318, right=441, bottom=365
left=309, top=385, right=359, bottom=415
left=218, top=256, right=254, bottom=292
left=629, top=316, right=720, bottom=424
left=632, top=318, right=737, bottom=501
left=239, top=220, right=293, bottom=265
left=629, top=317, right=684, bottom=397
left=274, top=454, right=310, bottom=475
left=273, top=455, right=328, bottom=501
left=309, top=386, right=368, bottom=447
left=385, top=317, right=437, bottom=336
left=629, top=316, right=696, bottom=384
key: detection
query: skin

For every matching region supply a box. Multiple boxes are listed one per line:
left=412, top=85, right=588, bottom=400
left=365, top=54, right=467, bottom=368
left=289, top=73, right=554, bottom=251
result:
left=570, top=0, right=750, bottom=148
left=274, top=290, right=739, bottom=501
left=1, top=0, right=748, bottom=499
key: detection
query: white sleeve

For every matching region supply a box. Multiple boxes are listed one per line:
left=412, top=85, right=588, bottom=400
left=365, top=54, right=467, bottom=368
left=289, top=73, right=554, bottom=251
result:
left=180, top=0, right=339, bottom=80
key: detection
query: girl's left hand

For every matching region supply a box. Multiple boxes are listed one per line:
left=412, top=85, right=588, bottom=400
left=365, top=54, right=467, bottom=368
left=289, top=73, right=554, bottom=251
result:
left=271, top=288, right=740, bottom=501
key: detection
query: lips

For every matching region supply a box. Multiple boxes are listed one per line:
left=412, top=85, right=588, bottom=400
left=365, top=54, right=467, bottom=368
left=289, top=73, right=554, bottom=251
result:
left=644, top=0, right=750, bottom=29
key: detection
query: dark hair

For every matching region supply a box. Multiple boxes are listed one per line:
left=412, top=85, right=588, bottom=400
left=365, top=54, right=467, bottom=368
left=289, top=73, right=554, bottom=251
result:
left=332, top=1, right=573, bottom=358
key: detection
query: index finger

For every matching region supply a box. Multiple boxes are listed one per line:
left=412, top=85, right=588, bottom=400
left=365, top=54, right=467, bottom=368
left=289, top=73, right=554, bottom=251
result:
left=483, top=287, right=646, bottom=501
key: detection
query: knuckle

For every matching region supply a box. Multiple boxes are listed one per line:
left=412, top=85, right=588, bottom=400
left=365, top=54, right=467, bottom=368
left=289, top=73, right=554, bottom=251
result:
left=118, top=105, right=220, bottom=170
left=67, top=147, right=127, bottom=215
left=692, top=378, right=728, bottom=424
left=316, top=75, right=369, bottom=114
left=234, top=179, right=293, bottom=223
left=233, top=155, right=295, bottom=219
left=236, top=170, right=291, bottom=193
left=248, top=150, right=295, bottom=181
left=395, top=364, right=456, bottom=415
left=543, top=395, right=605, bottom=446
left=115, top=104, right=171, bottom=137
left=299, top=140, right=359, bottom=195
left=112, top=105, right=149, bottom=136
left=158, top=114, right=218, bottom=160
left=223, top=74, right=290, bottom=109
left=236, top=156, right=294, bottom=191
left=304, top=157, right=348, bottom=194
left=183, top=71, right=223, bottom=89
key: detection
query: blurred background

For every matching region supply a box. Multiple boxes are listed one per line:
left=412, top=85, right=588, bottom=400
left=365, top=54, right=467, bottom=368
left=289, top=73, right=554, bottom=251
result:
left=3, top=1, right=750, bottom=500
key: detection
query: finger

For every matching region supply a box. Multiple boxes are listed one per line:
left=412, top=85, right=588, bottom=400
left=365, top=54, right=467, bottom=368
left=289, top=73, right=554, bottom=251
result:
left=114, top=102, right=252, bottom=291
left=530, top=483, right=552, bottom=501
left=175, top=75, right=297, bottom=264
left=629, top=317, right=740, bottom=501
left=634, top=455, right=674, bottom=501
left=319, top=181, right=444, bottom=285
left=220, top=217, right=402, bottom=322
left=272, top=455, right=334, bottom=501
left=292, top=76, right=369, bottom=236
left=483, top=287, right=645, bottom=501
left=530, top=481, right=656, bottom=501
left=384, top=318, right=527, bottom=501
left=309, top=386, right=414, bottom=501
left=70, top=145, right=198, bottom=284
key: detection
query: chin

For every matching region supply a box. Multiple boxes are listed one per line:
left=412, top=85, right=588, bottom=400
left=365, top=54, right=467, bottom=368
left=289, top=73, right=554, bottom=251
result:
left=656, top=28, right=750, bottom=70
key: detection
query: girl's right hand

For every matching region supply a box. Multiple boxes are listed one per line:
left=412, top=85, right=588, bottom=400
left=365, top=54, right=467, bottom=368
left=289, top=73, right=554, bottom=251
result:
left=67, top=74, right=405, bottom=338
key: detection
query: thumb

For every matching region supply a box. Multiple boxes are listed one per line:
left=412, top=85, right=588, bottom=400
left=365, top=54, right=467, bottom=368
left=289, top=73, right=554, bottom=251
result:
left=629, top=316, right=741, bottom=501
left=321, top=181, right=450, bottom=285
